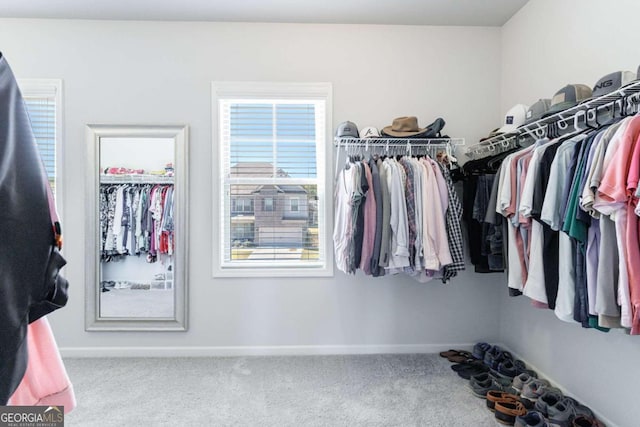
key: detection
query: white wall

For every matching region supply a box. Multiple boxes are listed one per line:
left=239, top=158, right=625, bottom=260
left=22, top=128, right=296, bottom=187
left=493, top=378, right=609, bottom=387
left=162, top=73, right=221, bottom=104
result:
left=500, top=1, right=640, bottom=426
left=0, top=19, right=504, bottom=354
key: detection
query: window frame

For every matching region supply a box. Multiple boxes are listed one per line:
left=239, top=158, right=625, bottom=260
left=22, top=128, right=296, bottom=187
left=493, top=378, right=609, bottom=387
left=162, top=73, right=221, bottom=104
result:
left=290, top=197, right=299, bottom=212
left=18, top=79, right=64, bottom=225
left=211, top=81, right=333, bottom=278
left=264, top=197, right=275, bottom=212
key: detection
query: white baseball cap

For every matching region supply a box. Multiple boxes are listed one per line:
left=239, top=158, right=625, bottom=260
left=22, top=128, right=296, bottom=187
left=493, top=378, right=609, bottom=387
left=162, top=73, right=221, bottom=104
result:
left=359, top=126, right=380, bottom=138
left=498, top=104, right=529, bottom=134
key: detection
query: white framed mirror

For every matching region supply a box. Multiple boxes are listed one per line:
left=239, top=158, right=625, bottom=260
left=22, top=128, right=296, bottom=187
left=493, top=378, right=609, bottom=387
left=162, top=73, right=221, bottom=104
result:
left=85, top=125, right=188, bottom=331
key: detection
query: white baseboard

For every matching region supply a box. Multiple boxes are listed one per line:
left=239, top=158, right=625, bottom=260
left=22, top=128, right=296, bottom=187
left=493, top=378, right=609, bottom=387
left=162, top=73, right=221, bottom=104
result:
left=499, top=344, right=617, bottom=427
left=60, top=343, right=478, bottom=358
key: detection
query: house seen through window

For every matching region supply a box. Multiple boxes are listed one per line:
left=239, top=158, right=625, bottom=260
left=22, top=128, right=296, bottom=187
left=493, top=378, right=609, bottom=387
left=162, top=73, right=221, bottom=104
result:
left=213, top=82, right=331, bottom=276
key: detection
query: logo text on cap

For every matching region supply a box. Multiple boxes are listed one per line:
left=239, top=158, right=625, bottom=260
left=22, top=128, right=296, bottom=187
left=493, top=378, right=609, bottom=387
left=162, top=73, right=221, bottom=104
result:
left=594, top=79, right=614, bottom=91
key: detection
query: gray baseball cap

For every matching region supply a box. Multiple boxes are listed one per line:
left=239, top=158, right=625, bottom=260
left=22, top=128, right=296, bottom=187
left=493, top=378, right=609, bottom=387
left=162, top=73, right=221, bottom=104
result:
left=522, top=99, right=551, bottom=126
left=581, top=71, right=637, bottom=103
left=543, top=84, right=592, bottom=118
left=335, top=121, right=359, bottom=138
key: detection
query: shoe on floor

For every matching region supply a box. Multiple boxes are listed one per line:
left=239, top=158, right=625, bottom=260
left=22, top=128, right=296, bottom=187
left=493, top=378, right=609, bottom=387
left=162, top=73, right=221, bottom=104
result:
left=495, top=399, right=528, bottom=426
left=510, top=372, right=537, bottom=395
left=548, top=397, right=594, bottom=427
left=439, top=349, right=474, bottom=363
left=451, top=360, right=489, bottom=380
left=470, top=376, right=508, bottom=398
left=534, top=389, right=564, bottom=417
left=572, top=415, right=606, bottom=427
left=495, top=359, right=519, bottom=380
left=520, top=379, right=554, bottom=407
left=486, top=391, right=519, bottom=412
left=473, top=342, right=492, bottom=360
left=471, top=371, right=513, bottom=388
left=484, top=347, right=514, bottom=370
left=515, top=410, right=548, bottom=427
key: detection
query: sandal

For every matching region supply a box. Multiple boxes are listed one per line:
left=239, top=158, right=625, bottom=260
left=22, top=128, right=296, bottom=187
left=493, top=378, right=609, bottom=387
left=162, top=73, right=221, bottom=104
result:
left=439, top=349, right=473, bottom=363
left=451, top=360, right=489, bottom=380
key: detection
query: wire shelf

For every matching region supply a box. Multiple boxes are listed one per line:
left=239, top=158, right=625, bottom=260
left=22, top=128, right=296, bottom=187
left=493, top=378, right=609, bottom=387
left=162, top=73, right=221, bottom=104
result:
left=465, top=79, right=640, bottom=159
left=100, top=174, right=174, bottom=184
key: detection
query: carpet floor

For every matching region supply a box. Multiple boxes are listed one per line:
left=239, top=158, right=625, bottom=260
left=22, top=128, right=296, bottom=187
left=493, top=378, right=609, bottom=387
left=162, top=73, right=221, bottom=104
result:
left=63, top=354, right=498, bottom=426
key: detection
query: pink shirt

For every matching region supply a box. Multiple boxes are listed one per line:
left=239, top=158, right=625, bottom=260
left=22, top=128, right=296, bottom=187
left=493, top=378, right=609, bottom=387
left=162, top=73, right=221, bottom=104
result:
left=419, top=158, right=452, bottom=270
left=625, top=133, right=640, bottom=334
left=599, top=117, right=640, bottom=332
left=598, top=116, right=640, bottom=206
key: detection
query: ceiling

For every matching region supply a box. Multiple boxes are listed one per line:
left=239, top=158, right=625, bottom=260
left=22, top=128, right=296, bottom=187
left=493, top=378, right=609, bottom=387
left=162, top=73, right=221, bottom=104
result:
left=0, top=0, right=529, bottom=26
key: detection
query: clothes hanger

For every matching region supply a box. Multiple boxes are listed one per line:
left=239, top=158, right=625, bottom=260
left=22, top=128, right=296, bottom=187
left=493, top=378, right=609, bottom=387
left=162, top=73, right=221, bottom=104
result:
left=586, top=107, right=600, bottom=129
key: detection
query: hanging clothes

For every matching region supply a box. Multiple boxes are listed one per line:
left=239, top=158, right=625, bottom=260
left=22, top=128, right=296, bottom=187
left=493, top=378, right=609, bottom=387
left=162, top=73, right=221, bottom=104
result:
left=100, top=183, right=174, bottom=262
left=334, top=150, right=464, bottom=283
left=465, top=108, right=640, bottom=335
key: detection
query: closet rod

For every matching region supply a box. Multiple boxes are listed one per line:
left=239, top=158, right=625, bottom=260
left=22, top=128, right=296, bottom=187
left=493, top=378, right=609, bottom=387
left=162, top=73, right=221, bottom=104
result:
left=465, top=79, right=640, bottom=158
left=100, top=174, right=174, bottom=184
left=334, top=137, right=465, bottom=147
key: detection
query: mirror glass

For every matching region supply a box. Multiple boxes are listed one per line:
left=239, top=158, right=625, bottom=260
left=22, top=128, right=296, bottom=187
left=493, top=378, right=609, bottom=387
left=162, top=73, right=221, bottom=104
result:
left=86, top=125, right=188, bottom=331
left=99, top=137, right=175, bottom=318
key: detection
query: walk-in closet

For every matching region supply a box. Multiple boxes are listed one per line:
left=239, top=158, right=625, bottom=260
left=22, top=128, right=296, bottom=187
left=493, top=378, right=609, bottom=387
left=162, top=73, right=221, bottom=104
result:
left=1, top=1, right=639, bottom=426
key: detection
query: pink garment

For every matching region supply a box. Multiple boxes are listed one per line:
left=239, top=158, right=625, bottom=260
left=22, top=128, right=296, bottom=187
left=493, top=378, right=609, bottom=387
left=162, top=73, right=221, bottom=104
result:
left=359, top=161, right=376, bottom=274
left=419, top=158, right=452, bottom=270
left=626, top=133, right=640, bottom=334
left=598, top=116, right=640, bottom=205
left=427, top=158, right=449, bottom=213
left=507, top=149, right=533, bottom=285
left=9, top=317, right=76, bottom=413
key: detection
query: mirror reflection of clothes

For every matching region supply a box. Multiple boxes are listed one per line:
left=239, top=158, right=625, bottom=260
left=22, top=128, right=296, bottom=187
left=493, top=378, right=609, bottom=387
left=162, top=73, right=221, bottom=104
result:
left=100, top=183, right=174, bottom=262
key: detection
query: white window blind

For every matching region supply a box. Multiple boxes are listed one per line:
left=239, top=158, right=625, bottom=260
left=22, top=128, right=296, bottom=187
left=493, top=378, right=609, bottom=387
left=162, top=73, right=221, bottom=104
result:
left=212, top=82, right=332, bottom=277
left=19, top=80, right=61, bottom=199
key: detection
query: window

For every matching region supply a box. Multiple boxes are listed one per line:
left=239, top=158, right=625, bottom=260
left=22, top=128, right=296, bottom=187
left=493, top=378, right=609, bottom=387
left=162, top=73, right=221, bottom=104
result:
left=212, top=82, right=333, bottom=277
left=264, top=197, right=274, bottom=212
left=232, top=223, right=255, bottom=242
left=290, top=198, right=299, bottom=212
left=19, top=79, right=63, bottom=225
left=232, top=198, right=254, bottom=214
left=18, top=80, right=62, bottom=205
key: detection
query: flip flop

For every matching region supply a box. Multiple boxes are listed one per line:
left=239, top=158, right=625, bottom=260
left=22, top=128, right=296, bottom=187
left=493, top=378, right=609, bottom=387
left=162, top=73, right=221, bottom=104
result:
left=451, top=361, right=489, bottom=379
left=439, top=349, right=473, bottom=363
left=439, top=349, right=460, bottom=358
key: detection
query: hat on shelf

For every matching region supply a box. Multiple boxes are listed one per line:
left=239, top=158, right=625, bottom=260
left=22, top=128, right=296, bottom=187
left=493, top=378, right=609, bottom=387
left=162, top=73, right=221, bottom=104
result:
left=359, top=126, right=381, bottom=138
left=335, top=121, right=359, bottom=138
left=581, top=71, right=637, bottom=102
left=381, top=116, right=426, bottom=137
left=522, top=99, right=551, bottom=126
left=543, top=84, right=592, bottom=118
left=497, top=104, right=529, bottom=134
left=479, top=128, right=503, bottom=145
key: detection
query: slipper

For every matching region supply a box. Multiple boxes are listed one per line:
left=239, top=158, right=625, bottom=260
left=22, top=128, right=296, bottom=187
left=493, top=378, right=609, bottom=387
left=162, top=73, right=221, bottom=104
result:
left=439, top=349, right=473, bottom=363
left=448, top=355, right=475, bottom=364
left=451, top=360, right=489, bottom=379
left=451, top=360, right=482, bottom=372
left=439, top=349, right=461, bottom=358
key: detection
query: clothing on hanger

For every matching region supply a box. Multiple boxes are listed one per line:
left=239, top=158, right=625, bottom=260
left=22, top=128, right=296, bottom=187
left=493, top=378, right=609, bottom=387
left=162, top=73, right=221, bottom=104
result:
left=333, top=142, right=464, bottom=283
left=465, top=109, right=640, bottom=335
